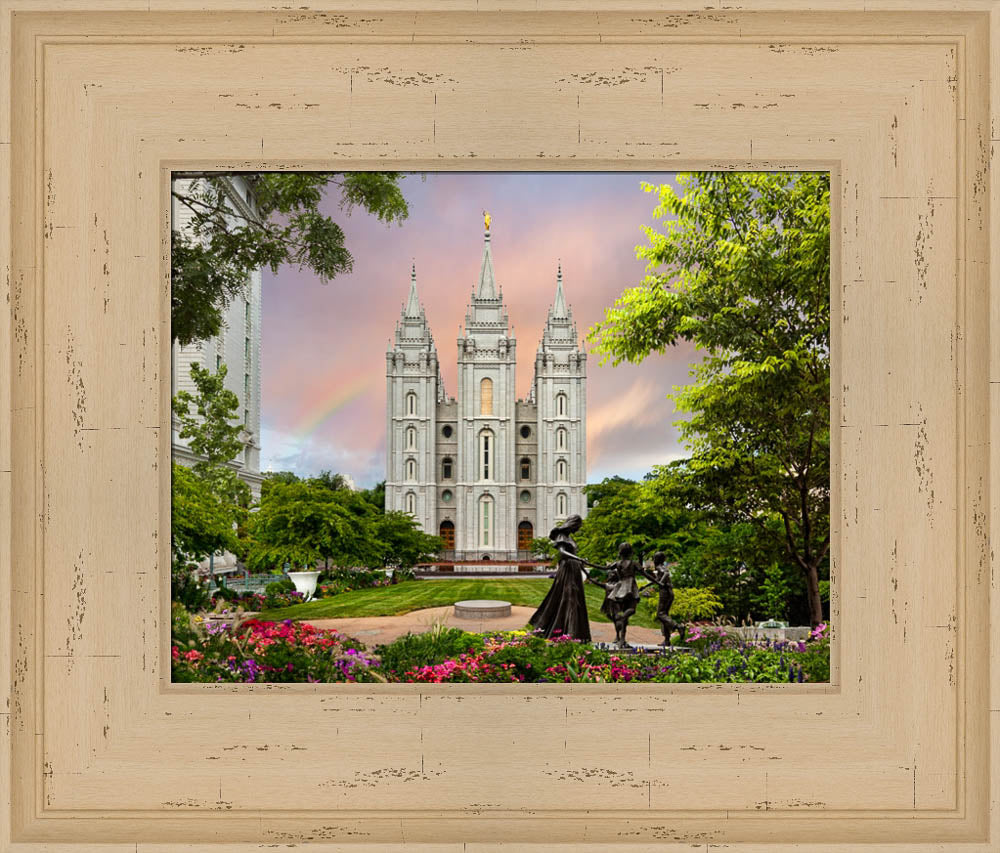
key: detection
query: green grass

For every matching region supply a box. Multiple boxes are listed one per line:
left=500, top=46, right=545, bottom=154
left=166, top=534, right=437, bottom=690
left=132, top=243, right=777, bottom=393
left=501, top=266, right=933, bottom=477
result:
left=258, top=578, right=661, bottom=629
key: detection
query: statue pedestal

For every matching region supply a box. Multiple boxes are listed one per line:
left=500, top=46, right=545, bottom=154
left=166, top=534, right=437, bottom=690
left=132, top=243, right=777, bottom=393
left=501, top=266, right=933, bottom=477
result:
left=592, top=642, right=691, bottom=655
left=453, top=599, right=512, bottom=619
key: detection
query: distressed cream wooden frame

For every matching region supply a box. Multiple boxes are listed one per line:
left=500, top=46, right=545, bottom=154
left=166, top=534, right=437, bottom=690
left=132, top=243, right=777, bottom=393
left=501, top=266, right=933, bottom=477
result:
left=1, top=2, right=998, bottom=850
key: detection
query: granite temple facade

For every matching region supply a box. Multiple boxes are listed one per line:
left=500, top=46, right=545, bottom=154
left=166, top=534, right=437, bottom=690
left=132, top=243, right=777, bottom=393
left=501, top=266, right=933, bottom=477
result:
left=385, top=223, right=587, bottom=561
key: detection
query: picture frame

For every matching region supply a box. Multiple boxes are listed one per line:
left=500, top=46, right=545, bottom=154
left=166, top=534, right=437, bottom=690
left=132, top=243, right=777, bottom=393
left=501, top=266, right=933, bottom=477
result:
left=1, top=2, right=996, bottom=849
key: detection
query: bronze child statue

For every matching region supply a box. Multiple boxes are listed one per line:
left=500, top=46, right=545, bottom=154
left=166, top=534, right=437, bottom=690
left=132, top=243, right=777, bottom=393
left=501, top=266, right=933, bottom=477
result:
left=642, top=551, right=686, bottom=646
left=589, top=542, right=641, bottom=649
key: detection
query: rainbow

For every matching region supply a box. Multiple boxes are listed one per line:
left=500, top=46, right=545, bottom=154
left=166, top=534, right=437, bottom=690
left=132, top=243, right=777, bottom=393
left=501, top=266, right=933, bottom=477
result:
left=290, top=370, right=380, bottom=440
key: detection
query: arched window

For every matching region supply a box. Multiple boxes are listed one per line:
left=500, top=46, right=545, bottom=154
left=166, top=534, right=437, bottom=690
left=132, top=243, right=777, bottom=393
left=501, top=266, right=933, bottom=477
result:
left=442, top=456, right=453, bottom=479
left=439, top=520, right=455, bottom=549
left=480, top=377, right=494, bottom=415
left=557, top=492, right=567, bottom=517
left=479, top=429, right=494, bottom=481
left=520, top=457, right=531, bottom=480
left=556, top=392, right=567, bottom=417
left=405, top=426, right=416, bottom=449
left=406, top=458, right=416, bottom=480
left=479, top=495, right=494, bottom=548
left=406, top=392, right=417, bottom=416
left=405, top=492, right=416, bottom=515
left=557, top=459, right=567, bottom=481
left=518, top=520, right=533, bottom=550
left=556, top=427, right=567, bottom=450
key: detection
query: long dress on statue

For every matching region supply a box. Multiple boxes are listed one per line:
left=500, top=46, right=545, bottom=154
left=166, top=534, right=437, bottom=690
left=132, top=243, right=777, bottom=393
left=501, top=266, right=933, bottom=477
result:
left=529, top=517, right=591, bottom=642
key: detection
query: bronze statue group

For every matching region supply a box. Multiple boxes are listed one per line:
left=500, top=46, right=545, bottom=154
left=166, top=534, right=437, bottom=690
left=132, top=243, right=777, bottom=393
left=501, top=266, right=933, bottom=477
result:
left=528, top=514, right=686, bottom=649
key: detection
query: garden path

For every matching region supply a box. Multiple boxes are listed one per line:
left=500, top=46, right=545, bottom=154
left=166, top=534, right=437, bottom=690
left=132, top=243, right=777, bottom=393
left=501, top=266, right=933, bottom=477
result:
left=305, top=605, right=665, bottom=647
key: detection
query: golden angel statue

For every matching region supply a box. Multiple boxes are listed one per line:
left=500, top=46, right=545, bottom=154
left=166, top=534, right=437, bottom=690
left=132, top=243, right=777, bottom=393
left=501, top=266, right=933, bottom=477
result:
left=483, top=210, right=492, bottom=232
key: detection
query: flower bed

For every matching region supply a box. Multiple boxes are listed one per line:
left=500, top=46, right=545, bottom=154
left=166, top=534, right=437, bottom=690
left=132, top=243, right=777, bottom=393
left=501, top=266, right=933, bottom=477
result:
left=172, top=617, right=381, bottom=683
left=388, top=627, right=829, bottom=684
left=171, top=617, right=831, bottom=685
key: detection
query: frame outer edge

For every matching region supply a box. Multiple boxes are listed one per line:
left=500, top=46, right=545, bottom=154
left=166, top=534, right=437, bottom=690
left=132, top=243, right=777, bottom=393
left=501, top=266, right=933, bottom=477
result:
left=990, top=0, right=1000, bottom=849
left=0, top=4, right=12, bottom=852
left=0, top=2, right=997, bottom=850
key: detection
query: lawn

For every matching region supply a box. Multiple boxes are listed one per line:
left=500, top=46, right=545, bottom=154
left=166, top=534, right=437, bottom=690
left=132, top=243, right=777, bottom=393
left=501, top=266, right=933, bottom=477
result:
left=258, top=578, right=661, bottom=629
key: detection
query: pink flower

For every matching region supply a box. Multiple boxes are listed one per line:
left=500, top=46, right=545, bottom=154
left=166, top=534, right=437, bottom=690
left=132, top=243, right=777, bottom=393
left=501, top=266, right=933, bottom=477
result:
left=184, top=650, right=203, bottom=662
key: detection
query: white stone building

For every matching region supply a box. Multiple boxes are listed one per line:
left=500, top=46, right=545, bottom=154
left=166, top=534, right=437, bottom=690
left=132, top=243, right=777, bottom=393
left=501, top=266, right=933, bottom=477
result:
left=385, top=225, right=587, bottom=562
left=171, top=176, right=264, bottom=574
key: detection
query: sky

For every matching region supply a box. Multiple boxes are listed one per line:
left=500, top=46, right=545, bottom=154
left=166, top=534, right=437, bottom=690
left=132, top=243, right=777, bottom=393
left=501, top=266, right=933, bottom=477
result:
left=260, top=172, right=700, bottom=488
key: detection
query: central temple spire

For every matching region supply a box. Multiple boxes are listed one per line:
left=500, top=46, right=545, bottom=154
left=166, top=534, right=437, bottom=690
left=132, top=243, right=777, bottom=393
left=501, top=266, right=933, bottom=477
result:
left=476, top=219, right=498, bottom=299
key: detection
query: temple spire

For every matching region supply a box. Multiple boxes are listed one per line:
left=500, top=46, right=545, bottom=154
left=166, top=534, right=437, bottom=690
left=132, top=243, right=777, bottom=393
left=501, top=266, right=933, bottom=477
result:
left=552, top=260, right=568, bottom=318
left=476, top=221, right=498, bottom=299
left=404, top=260, right=421, bottom=317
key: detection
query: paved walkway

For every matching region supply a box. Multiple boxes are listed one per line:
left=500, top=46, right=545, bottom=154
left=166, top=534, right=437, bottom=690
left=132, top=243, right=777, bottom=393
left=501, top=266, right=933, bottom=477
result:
left=305, top=605, right=666, bottom=647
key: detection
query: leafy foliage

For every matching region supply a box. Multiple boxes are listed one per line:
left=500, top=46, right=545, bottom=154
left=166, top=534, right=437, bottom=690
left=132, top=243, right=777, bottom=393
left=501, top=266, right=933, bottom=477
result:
left=245, top=481, right=376, bottom=570
left=170, top=558, right=211, bottom=611
left=171, top=463, right=241, bottom=564
left=576, top=474, right=693, bottom=564
left=170, top=363, right=249, bottom=571
left=245, top=482, right=441, bottom=572
left=171, top=172, right=410, bottom=345
left=589, top=172, right=831, bottom=625
left=638, top=585, right=723, bottom=625
left=375, top=627, right=486, bottom=676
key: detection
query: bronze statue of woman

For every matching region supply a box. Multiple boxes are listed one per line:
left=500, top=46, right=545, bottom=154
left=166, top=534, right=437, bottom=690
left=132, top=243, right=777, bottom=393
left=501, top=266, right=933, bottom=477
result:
left=528, top=514, right=591, bottom=642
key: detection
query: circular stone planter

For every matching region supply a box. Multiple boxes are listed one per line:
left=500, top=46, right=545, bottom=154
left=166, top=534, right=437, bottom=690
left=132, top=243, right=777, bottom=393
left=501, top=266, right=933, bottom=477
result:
left=453, top=599, right=512, bottom=619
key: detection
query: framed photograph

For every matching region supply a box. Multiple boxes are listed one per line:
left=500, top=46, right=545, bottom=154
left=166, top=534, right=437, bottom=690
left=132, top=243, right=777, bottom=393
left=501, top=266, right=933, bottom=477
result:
left=1, top=3, right=996, bottom=849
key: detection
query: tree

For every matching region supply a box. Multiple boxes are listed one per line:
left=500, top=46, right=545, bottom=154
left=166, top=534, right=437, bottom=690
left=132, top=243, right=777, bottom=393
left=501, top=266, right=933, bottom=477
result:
left=171, top=363, right=250, bottom=565
left=261, top=470, right=301, bottom=499
left=245, top=481, right=376, bottom=571
left=359, top=480, right=387, bottom=513
left=311, top=470, right=350, bottom=492
left=172, top=172, right=410, bottom=345
left=589, top=172, right=830, bottom=625
left=372, top=511, right=443, bottom=568
left=583, top=475, right=637, bottom=509
left=245, top=483, right=440, bottom=572
left=171, top=461, right=240, bottom=565
left=576, top=477, right=690, bottom=565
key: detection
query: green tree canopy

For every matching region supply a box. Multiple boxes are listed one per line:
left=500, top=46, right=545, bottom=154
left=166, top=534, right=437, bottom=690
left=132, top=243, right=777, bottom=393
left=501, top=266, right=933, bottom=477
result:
left=371, top=511, right=444, bottom=569
left=245, top=481, right=377, bottom=571
left=245, top=482, right=440, bottom=572
left=575, top=475, right=692, bottom=565
left=171, top=363, right=250, bottom=566
left=312, top=469, right=350, bottom=492
left=171, top=172, right=410, bottom=345
left=589, top=172, right=830, bottom=625
left=171, top=462, right=241, bottom=565
left=172, top=363, right=251, bottom=510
